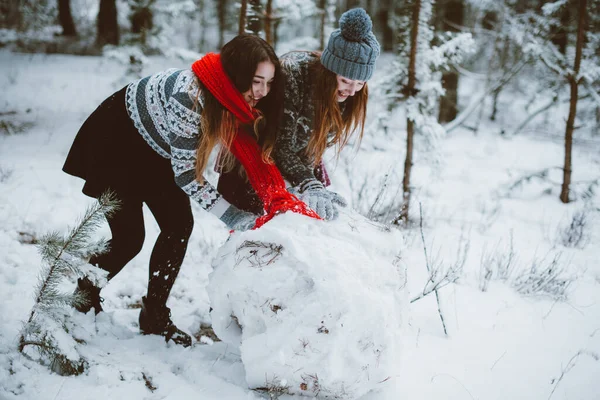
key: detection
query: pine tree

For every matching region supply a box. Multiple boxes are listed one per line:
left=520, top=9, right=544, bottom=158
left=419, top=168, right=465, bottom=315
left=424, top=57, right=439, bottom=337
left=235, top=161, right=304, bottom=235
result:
left=387, top=0, right=474, bottom=224
left=560, top=0, right=586, bottom=203
left=18, top=192, right=119, bottom=375
left=509, top=0, right=599, bottom=201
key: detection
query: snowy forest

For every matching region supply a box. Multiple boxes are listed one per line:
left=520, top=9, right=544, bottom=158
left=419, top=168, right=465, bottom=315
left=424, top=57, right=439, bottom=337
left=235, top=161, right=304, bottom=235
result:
left=1, top=0, right=600, bottom=399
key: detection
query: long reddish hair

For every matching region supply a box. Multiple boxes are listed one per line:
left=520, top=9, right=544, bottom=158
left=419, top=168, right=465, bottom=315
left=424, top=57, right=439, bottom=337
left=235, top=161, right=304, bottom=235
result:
left=306, top=51, right=368, bottom=165
left=193, top=34, right=284, bottom=182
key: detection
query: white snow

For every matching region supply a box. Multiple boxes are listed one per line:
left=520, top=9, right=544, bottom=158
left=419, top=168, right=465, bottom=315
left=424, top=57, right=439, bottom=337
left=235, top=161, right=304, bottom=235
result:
left=208, top=211, right=406, bottom=398
left=1, top=46, right=599, bottom=400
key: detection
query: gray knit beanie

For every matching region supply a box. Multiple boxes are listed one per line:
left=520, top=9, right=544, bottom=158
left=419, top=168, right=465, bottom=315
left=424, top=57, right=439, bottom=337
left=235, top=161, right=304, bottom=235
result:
left=321, top=8, right=381, bottom=81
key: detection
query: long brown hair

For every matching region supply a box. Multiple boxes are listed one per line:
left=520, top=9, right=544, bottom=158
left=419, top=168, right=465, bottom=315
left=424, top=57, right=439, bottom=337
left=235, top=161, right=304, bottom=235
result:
left=194, top=34, right=284, bottom=182
left=306, top=51, right=368, bottom=165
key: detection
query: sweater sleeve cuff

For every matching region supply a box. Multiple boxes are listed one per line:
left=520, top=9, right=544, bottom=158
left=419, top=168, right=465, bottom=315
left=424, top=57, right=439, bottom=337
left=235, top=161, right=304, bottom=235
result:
left=290, top=170, right=317, bottom=188
left=209, top=197, right=230, bottom=219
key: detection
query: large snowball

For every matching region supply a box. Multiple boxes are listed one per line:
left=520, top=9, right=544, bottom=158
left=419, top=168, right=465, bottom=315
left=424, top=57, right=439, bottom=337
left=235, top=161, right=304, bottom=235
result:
left=208, top=210, right=407, bottom=399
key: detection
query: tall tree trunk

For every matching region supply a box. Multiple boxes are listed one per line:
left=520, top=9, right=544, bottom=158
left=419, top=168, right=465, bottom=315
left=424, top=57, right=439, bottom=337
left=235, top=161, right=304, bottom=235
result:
left=437, top=0, right=464, bottom=123
left=490, top=36, right=510, bottom=121
left=217, top=0, right=227, bottom=48
left=560, top=0, right=586, bottom=204
left=366, top=0, right=374, bottom=16
left=319, top=0, right=326, bottom=49
left=264, top=0, right=273, bottom=45
left=97, top=0, right=119, bottom=47
left=58, top=0, right=77, bottom=36
left=550, top=3, right=570, bottom=55
left=197, top=0, right=206, bottom=52
left=246, top=0, right=263, bottom=35
left=273, top=18, right=281, bottom=49
left=396, top=0, right=421, bottom=225
left=1, top=0, right=22, bottom=30
left=239, top=0, right=248, bottom=35
left=130, top=0, right=154, bottom=46
left=377, top=0, right=395, bottom=51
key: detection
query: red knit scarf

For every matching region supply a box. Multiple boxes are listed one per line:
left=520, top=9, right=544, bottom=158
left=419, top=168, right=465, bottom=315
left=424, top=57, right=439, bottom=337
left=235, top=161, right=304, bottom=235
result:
left=192, top=53, right=320, bottom=229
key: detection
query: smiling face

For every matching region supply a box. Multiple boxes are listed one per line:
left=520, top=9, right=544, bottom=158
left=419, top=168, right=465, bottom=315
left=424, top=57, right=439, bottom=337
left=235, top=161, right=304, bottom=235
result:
left=242, top=61, right=276, bottom=107
left=335, top=75, right=365, bottom=102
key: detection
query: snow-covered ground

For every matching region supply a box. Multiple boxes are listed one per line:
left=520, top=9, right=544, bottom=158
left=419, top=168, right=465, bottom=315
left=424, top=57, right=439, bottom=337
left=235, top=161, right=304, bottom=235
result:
left=1, top=49, right=599, bottom=399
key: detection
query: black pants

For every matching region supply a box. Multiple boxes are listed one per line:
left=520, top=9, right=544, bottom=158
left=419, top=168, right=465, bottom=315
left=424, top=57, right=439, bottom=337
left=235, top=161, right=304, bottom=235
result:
left=64, top=87, right=193, bottom=309
left=89, top=187, right=193, bottom=308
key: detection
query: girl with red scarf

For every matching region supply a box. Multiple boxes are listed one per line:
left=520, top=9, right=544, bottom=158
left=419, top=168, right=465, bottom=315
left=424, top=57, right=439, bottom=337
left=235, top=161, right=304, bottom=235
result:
left=63, top=34, right=316, bottom=347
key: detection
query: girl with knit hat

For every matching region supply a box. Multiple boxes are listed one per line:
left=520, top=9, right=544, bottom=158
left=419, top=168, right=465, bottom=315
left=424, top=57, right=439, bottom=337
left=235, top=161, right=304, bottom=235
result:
left=63, top=34, right=317, bottom=347
left=218, top=8, right=380, bottom=220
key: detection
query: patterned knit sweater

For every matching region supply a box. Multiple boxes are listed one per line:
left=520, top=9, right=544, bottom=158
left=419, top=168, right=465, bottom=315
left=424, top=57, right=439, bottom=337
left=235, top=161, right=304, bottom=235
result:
left=125, top=69, right=230, bottom=217
left=274, top=51, right=344, bottom=187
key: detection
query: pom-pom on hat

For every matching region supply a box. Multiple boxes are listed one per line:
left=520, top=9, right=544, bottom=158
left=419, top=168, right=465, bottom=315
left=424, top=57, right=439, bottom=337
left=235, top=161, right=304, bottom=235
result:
left=321, top=8, right=381, bottom=81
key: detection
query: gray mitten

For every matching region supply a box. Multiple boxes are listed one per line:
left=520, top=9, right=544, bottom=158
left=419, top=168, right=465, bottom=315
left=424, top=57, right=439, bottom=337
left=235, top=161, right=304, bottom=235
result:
left=295, top=178, right=345, bottom=221
left=329, top=191, right=348, bottom=208
left=220, top=205, right=257, bottom=231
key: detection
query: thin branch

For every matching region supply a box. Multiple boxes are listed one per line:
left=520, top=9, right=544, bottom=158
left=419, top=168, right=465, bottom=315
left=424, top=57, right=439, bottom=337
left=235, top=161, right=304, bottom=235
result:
left=445, top=59, right=529, bottom=133
left=548, top=350, right=599, bottom=399
left=419, top=204, right=448, bottom=336
left=511, top=94, right=559, bottom=135
left=539, top=52, right=567, bottom=76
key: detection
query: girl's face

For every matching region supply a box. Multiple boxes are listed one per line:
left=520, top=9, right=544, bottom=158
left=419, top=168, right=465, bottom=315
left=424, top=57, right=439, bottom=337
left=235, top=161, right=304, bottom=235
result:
left=335, top=75, right=365, bottom=102
left=243, top=61, right=275, bottom=107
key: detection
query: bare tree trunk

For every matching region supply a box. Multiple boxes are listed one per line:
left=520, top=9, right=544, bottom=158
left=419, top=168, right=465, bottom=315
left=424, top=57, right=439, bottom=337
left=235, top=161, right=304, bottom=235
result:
left=97, top=0, right=119, bottom=46
left=273, top=18, right=281, bottom=49
left=319, top=0, right=326, bottom=49
left=264, top=0, right=273, bottom=45
left=130, top=0, right=154, bottom=46
left=366, top=0, right=374, bottom=15
left=58, top=0, right=77, bottom=36
left=560, top=0, right=586, bottom=204
left=438, top=70, right=458, bottom=122
left=437, top=0, right=464, bottom=123
left=217, top=0, right=227, bottom=48
left=238, top=0, right=247, bottom=35
left=377, top=0, right=395, bottom=51
left=197, top=0, right=206, bottom=52
left=550, top=3, right=570, bottom=55
left=246, top=0, right=262, bottom=35
left=490, top=37, right=510, bottom=121
left=1, top=0, right=22, bottom=29
left=396, top=0, right=421, bottom=225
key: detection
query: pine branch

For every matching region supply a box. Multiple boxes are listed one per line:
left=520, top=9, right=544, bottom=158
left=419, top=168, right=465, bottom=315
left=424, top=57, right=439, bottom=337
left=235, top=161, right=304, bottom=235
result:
left=62, top=191, right=119, bottom=257
left=18, top=191, right=119, bottom=374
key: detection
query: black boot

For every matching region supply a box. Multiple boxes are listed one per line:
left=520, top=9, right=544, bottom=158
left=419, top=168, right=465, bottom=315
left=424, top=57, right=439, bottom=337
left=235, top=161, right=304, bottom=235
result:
left=139, top=296, right=192, bottom=347
left=72, top=277, right=103, bottom=315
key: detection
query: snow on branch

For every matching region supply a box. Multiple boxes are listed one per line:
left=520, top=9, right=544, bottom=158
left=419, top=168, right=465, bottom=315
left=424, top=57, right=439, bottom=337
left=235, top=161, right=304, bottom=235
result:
left=541, top=0, right=569, bottom=17
left=18, top=191, right=119, bottom=375
left=384, top=1, right=475, bottom=148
